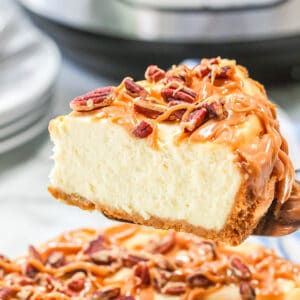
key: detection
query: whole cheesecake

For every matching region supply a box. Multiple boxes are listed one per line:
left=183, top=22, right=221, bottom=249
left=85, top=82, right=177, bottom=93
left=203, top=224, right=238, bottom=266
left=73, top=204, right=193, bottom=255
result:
left=49, top=57, right=295, bottom=245
left=0, top=224, right=300, bottom=299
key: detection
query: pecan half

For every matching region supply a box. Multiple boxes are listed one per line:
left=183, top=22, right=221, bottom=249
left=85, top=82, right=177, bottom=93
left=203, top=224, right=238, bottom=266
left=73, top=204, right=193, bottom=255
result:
left=67, top=272, right=86, bottom=292
left=134, top=262, right=150, bottom=287
left=230, top=257, right=251, bottom=280
left=183, top=108, right=208, bottom=132
left=28, top=245, right=42, bottom=262
left=84, top=235, right=106, bottom=255
left=46, top=251, right=66, bottom=268
left=134, top=98, right=166, bottom=119
left=89, top=287, right=120, bottom=300
left=132, top=120, right=153, bottom=138
left=153, top=232, right=176, bottom=254
left=240, top=281, right=256, bottom=300
left=124, top=78, right=147, bottom=98
left=186, top=273, right=212, bottom=288
left=161, top=84, right=196, bottom=103
left=0, top=287, right=12, bottom=300
left=70, top=86, right=114, bottom=112
left=145, top=65, right=165, bottom=82
left=162, top=283, right=186, bottom=295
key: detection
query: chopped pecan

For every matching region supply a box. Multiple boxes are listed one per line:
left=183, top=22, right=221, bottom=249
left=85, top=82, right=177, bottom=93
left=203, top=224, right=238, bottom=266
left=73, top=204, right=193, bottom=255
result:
left=70, top=86, right=114, bottom=112
left=183, top=108, right=208, bottom=132
left=132, top=120, right=153, bottom=138
left=124, top=78, right=147, bottom=98
left=134, top=98, right=166, bottom=119
left=24, top=263, right=38, bottom=278
left=167, top=100, right=186, bottom=120
left=153, top=255, right=176, bottom=271
left=91, top=249, right=117, bottom=265
left=161, top=84, right=196, bottom=103
left=198, top=241, right=217, bottom=260
left=240, top=281, right=256, bottom=300
left=0, top=287, right=12, bottom=300
left=145, top=65, right=165, bottom=82
left=84, top=235, right=106, bottom=255
left=134, top=262, right=150, bottom=287
left=123, top=252, right=150, bottom=267
left=153, top=232, right=176, bottom=254
left=28, top=245, right=42, bottom=262
left=215, top=66, right=232, bottom=79
left=88, top=287, right=120, bottom=300
left=186, top=273, right=212, bottom=288
left=35, top=274, right=55, bottom=292
left=151, top=268, right=170, bottom=290
left=203, top=102, right=224, bottom=119
left=166, top=65, right=192, bottom=86
left=46, top=251, right=66, bottom=268
left=162, top=282, right=186, bottom=295
left=230, top=257, right=251, bottom=280
left=67, top=272, right=86, bottom=292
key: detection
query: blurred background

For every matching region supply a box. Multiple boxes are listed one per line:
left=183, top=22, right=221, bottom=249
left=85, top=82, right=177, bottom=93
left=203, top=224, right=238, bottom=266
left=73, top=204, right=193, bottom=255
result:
left=0, top=0, right=300, bottom=258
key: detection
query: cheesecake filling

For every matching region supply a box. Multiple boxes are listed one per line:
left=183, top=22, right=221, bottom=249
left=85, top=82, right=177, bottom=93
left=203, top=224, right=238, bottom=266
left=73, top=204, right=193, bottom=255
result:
left=50, top=119, right=241, bottom=231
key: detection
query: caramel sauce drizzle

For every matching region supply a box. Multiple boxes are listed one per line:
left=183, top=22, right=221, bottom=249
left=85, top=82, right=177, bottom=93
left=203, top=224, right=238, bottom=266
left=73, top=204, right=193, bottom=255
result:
left=0, top=224, right=299, bottom=299
left=71, top=58, right=296, bottom=216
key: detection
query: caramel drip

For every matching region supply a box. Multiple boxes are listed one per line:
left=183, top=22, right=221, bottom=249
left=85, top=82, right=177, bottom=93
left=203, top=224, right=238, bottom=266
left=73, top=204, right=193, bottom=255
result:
left=1, top=224, right=299, bottom=298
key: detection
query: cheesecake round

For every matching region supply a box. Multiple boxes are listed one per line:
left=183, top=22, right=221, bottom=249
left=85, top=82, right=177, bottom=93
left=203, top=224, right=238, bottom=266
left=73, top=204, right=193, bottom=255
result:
left=0, top=224, right=300, bottom=300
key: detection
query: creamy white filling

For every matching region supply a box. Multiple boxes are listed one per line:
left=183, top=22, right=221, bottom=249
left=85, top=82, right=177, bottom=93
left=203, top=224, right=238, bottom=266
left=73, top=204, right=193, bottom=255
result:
left=50, top=117, right=241, bottom=231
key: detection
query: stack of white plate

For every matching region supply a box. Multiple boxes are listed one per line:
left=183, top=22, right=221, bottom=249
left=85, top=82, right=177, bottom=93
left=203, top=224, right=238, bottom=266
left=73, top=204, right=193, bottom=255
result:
left=0, top=0, right=60, bottom=154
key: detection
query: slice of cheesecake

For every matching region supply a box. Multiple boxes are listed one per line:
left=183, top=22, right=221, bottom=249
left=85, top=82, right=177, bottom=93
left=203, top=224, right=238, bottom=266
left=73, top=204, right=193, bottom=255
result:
left=49, top=57, right=295, bottom=245
left=1, top=224, right=300, bottom=299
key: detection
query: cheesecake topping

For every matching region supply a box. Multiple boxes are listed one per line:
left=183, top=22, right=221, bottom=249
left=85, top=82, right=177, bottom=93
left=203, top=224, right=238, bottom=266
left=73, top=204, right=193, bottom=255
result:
left=0, top=224, right=299, bottom=299
left=69, top=57, right=296, bottom=220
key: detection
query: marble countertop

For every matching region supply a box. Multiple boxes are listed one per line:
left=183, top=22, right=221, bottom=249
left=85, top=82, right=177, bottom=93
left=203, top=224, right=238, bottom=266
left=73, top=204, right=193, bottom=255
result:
left=1, top=58, right=300, bottom=258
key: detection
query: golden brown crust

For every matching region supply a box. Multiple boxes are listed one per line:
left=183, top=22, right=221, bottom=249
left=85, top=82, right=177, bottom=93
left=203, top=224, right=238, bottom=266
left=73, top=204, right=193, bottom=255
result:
left=48, top=176, right=276, bottom=246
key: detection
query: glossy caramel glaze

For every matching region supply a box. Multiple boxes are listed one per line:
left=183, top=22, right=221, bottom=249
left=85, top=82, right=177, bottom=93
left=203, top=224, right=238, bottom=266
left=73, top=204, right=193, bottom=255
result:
left=0, top=224, right=299, bottom=299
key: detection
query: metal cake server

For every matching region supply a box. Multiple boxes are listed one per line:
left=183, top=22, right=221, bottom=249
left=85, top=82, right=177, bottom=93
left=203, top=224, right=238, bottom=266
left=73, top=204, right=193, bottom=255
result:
left=254, top=169, right=300, bottom=236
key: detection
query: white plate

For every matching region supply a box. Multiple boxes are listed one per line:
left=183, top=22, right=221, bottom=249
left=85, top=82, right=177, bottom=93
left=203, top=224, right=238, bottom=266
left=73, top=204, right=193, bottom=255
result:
left=0, top=93, right=53, bottom=140
left=0, top=1, right=60, bottom=126
left=0, top=107, right=52, bottom=155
